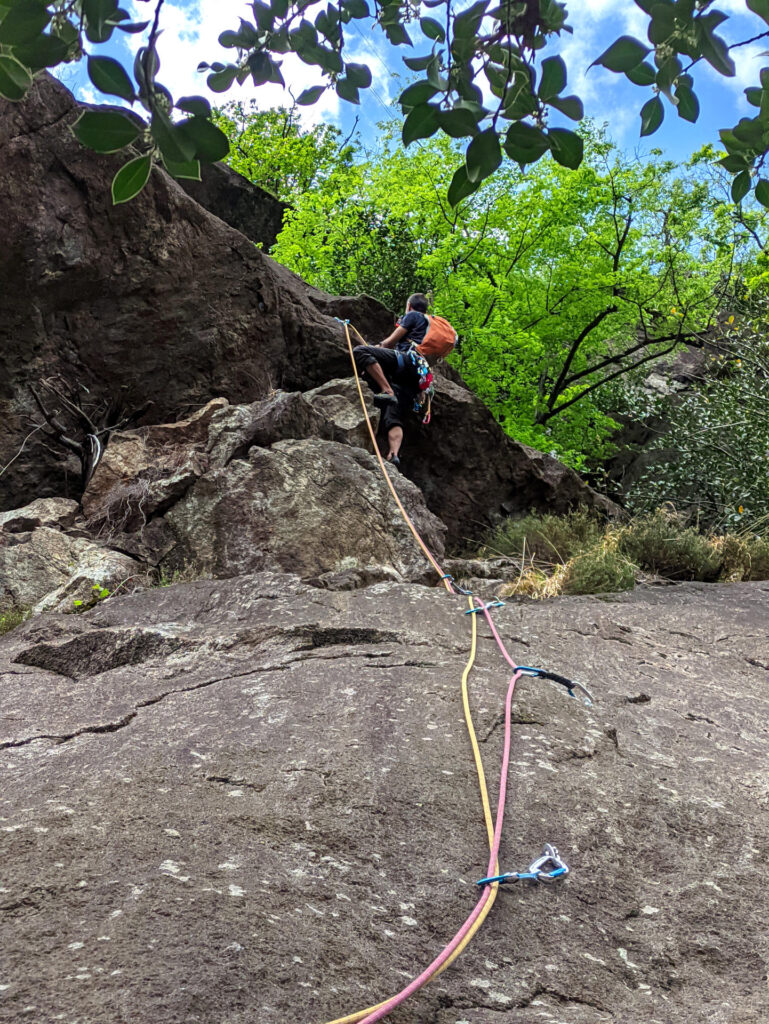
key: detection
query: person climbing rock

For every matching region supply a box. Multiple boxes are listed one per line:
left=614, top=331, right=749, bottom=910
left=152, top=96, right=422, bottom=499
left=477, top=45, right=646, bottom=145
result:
left=352, top=293, right=443, bottom=467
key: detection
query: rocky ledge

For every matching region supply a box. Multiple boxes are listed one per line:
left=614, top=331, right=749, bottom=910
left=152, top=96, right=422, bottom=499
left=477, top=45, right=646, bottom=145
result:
left=1, top=575, right=767, bottom=1023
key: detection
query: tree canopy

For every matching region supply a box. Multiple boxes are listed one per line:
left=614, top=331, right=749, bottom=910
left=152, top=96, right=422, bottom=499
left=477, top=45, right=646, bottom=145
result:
left=3, top=1, right=769, bottom=206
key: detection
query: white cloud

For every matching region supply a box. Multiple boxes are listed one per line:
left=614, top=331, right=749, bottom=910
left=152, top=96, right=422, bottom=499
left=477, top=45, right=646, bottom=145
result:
left=125, top=0, right=341, bottom=123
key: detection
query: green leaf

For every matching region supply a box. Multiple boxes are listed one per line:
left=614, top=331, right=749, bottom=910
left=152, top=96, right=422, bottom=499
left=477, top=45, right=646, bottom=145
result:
left=0, top=53, right=32, bottom=100
left=296, top=84, right=325, bottom=105
left=755, top=178, right=769, bottom=207
left=342, top=0, right=369, bottom=17
left=178, top=117, right=230, bottom=162
left=592, top=35, right=649, bottom=73
left=177, top=95, right=211, bottom=118
left=87, top=56, right=135, bottom=101
left=447, top=162, right=480, bottom=207
left=111, top=153, right=152, bottom=205
left=698, top=29, right=735, bottom=77
left=647, top=2, right=676, bottom=44
left=420, top=16, right=445, bottom=42
left=114, top=19, right=150, bottom=33
left=547, top=127, right=583, bottom=169
left=745, top=87, right=762, bottom=107
left=402, top=102, right=439, bottom=145
left=383, top=21, right=411, bottom=46
left=538, top=55, right=566, bottom=100
left=454, top=0, right=488, bottom=39
left=504, top=121, right=550, bottom=165
left=84, top=0, right=119, bottom=43
left=151, top=111, right=196, bottom=164
left=335, top=76, right=360, bottom=103
left=640, top=95, right=664, bottom=136
left=72, top=110, right=140, bottom=153
left=548, top=94, right=583, bottom=120
left=163, top=156, right=202, bottom=181
left=345, top=62, right=372, bottom=88
left=218, top=29, right=243, bottom=48
left=718, top=154, right=750, bottom=172
left=399, top=80, right=439, bottom=108
left=674, top=83, right=699, bottom=123
left=207, top=66, right=238, bottom=92
left=437, top=106, right=480, bottom=138
left=731, top=169, right=751, bottom=204
left=465, top=127, right=502, bottom=183
left=747, top=0, right=769, bottom=25
left=404, top=54, right=433, bottom=71
left=12, top=33, right=68, bottom=70
left=625, top=60, right=656, bottom=86
left=0, top=1, right=50, bottom=45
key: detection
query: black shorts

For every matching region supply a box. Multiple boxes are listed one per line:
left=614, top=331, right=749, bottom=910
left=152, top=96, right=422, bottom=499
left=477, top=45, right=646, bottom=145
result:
left=353, top=345, right=419, bottom=431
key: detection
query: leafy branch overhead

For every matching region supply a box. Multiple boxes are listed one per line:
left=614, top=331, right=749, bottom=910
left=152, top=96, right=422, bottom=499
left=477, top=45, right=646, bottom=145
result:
left=2, top=0, right=769, bottom=205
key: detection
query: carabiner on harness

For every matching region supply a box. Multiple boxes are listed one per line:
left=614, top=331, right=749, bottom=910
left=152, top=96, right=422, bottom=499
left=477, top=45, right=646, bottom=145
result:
left=477, top=844, right=569, bottom=886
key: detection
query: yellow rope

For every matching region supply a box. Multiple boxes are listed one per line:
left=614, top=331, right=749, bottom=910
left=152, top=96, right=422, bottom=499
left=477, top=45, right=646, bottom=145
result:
left=321, top=328, right=501, bottom=1024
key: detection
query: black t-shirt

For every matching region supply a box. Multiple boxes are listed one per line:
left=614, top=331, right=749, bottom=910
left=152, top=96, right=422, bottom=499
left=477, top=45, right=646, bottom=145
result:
left=396, top=311, right=428, bottom=350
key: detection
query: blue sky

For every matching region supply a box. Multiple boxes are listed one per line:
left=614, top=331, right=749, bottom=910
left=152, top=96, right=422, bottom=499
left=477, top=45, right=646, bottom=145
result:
left=56, top=0, right=769, bottom=163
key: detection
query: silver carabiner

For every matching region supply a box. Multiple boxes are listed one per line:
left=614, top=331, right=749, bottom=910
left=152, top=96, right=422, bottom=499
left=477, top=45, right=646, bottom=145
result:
left=526, top=843, right=569, bottom=883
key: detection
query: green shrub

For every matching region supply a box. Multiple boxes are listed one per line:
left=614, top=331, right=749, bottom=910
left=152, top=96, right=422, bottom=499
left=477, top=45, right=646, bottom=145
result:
left=0, top=607, right=27, bottom=635
left=617, top=509, right=722, bottom=581
left=744, top=536, right=769, bottom=580
left=561, top=541, right=637, bottom=596
left=479, top=509, right=603, bottom=564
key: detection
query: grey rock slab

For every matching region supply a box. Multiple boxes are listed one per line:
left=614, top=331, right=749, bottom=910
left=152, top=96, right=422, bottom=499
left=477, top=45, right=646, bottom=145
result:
left=0, top=576, right=767, bottom=1023
left=165, top=438, right=446, bottom=584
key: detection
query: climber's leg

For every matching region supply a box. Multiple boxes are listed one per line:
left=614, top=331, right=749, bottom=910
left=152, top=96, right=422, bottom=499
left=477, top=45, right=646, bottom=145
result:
left=387, top=426, right=404, bottom=463
left=353, top=345, right=398, bottom=397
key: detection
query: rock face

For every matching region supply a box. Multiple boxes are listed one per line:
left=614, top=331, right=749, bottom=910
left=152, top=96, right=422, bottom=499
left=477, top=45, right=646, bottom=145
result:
left=0, top=498, right=143, bottom=614
left=0, top=73, right=350, bottom=508
left=178, top=161, right=288, bottom=249
left=1, top=73, right=615, bottom=540
left=1, top=575, right=767, bottom=1023
left=165, top=439, right=445, bottom=583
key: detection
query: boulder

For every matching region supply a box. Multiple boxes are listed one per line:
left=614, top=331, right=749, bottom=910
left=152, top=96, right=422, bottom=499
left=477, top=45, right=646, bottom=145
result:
left=402, top=376, right=619, bottom=545
left=302, top=377, right=379, bottom=448
left=0, top=523, right=142, bottom=614
left=177, top=162, right=288, bottom=249
left=81, top=399, right=228, bottom=528
left=1, top=575, right=767, bottom=1022
left=0, top=496, right=79, bottom=533
left=0, top=76, right=616, bottom=543
left=206, top=391, right=334, bottom=468
left=164, top=439, right=445, bottom=583
left=0, top=73, right=352, bottom=508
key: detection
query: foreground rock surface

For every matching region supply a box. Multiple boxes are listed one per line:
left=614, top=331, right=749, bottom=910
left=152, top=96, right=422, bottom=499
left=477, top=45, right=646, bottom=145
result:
left=1, top=577, right=767, bottom=1023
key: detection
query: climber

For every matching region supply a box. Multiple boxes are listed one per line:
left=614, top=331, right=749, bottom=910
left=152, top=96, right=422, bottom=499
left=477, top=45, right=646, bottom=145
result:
left=352, top=293, right=453, bottom=466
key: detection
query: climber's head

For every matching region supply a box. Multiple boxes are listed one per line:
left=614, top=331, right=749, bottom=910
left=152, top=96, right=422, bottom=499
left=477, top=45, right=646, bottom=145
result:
left=406, top=293, right=428, bottom=314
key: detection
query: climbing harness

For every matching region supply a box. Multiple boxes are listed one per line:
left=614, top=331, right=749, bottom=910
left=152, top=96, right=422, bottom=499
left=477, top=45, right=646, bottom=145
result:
left=320, top=320, right=589, bottom=1024
left=477, top=844, right=570, bottom=886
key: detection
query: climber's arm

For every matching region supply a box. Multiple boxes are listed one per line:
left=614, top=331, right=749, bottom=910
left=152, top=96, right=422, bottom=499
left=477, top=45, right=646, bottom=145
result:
left=381, top=325, right=408, bottom=349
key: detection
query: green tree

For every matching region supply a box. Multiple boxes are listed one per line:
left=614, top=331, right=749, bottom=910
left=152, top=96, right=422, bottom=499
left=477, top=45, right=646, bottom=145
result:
left=273, top=122, right=758, bottom=466
left=4, top=1, right=769, bottom=207
left=625, top=287, right=769, bottom=530
left=212, top=100, right=353, bottom=201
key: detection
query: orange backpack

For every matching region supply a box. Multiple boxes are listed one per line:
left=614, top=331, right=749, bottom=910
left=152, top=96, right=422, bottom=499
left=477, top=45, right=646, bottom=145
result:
left=415, top=315, right=457, bottom=361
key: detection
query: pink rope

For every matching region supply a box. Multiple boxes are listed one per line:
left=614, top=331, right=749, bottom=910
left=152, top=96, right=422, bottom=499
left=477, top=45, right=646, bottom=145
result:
left=358, top=659, right=522, bottom=1024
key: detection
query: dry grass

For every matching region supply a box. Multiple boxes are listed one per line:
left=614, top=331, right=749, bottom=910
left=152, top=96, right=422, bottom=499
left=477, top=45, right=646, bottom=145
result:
left=480, top=507, right=769, bottom=599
